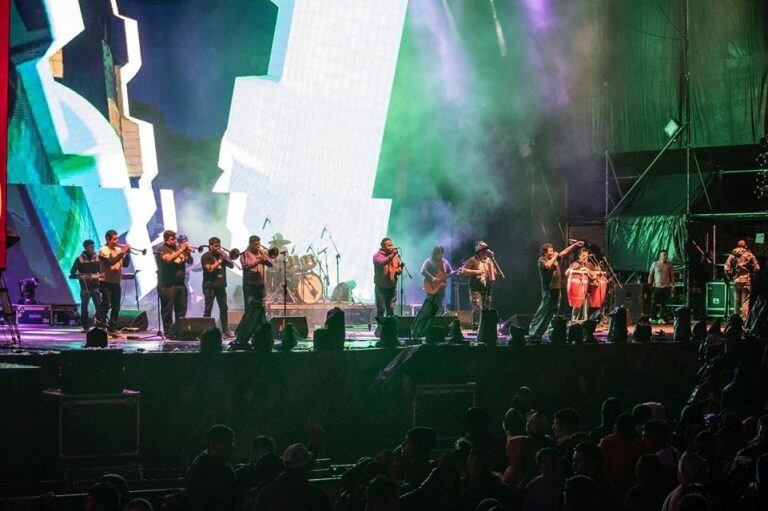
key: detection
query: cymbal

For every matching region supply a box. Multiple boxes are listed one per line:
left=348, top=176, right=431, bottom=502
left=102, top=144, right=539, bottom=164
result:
left=269, top=233, right=291, bottom=247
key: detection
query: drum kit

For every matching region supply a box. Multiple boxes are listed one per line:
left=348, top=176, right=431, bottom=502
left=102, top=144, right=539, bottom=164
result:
left=264, top=233, right=327, bottom=305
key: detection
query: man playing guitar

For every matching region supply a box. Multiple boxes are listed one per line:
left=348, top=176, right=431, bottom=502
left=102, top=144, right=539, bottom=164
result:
left=421, top=246, right=454, bottom=310
left=69, top=239, right=101, bottom=331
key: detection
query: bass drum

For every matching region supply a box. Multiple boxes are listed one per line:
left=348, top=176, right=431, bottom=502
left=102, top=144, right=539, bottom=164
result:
left=296, top=272, right=324, bottom=304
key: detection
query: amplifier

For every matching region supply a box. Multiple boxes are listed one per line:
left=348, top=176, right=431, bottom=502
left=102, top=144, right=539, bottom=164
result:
left=51, top=304, right=78, bottom=326
left=612, top=284, right=650, bottom=324
left=15, top=304, right=52, bottom=325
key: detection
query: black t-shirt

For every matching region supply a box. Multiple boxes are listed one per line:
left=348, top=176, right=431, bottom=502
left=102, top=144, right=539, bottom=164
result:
left=201, top=252, right=228, bottom=288
left=538, top=256, right=562, bottom=291
left=157, top=244, right=187, bottom=287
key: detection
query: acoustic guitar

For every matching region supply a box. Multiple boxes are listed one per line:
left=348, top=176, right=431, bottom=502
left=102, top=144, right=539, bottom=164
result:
left=422, top=265, right=464, bottom=295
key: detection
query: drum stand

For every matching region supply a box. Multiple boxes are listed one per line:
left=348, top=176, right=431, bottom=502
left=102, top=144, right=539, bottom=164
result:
left=267, top=252, right=297, bottom=305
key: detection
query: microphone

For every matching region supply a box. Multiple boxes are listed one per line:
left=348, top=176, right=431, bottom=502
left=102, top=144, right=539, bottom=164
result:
left=320, top=226, right=327, bottom=239
left=262, top=216, right=271, bottom=229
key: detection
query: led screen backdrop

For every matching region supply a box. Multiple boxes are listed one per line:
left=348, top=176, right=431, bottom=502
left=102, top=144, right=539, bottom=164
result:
left=6, top=0, right=767, bottom=316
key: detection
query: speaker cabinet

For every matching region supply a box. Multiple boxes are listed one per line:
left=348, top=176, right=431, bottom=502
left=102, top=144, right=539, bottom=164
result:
left=176, top=317, right=216, bottom=341
left=115, top=310, right=149, bottom=331
left=270, top=316, right=309, bottom=339
left=613, top=283, right=649, bottom=324
left=706, top=281, right=734, bottom=317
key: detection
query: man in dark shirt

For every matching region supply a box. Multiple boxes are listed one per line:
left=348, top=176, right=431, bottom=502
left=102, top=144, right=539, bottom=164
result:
left=97, top=230, right=131, bottom=335
left=528, top=241, right=582, bottom=340
left=201, top=237, right=234, bottom=337
left=184, top=424, right=236, bottom=511
left=461, top=241, right=496, bottom=328
left=70, top=239, right=101, bottom=331
left=239, top=235, right=274, bottom=309
left=256, top=443, right=333, bottom=511
left=156, top=230, right=193, bottom=339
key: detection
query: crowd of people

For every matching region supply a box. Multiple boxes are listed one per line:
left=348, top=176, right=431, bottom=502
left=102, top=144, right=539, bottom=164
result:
left=75, top=375, right=768, bottom=511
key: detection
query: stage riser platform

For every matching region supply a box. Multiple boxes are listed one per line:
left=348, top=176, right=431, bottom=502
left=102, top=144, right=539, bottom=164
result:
left=0, top=341, right=756, bottom=482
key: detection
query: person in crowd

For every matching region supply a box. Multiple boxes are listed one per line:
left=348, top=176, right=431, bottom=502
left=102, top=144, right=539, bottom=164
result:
left=729, top=415, right=768, bottom=496
left=677, top=493, right=709, bottom=511
left=236, top=435, right=277, bottom=501
left=522, top=447, right=565, bottom=511
left=562, top=475, right=598, bottom=511
left=722, top=364, right=761, bottom=419
left=661, top=452, right=709, bottom=511
left=572, top=441, right=621, bottom=510
left=588, top=397, right=622, bottom=445
left=598, top=413, right=643, bottom=491
left=83, top=482, right=121, bottom=511
left=184, top=424, right=236, bottom=511
left=503, top=386, right=534, bottom=438
left=391, top=427, right=436, bottom=490
left=503, top=412, right=554, bottom=489
left=255, top=443, right=333, bottom=511
left=462, top=448, right=515, bottom=510
left=642, top=420, right=680, bottom=484
left=552, top=408, right=581, bottom=466
left=624, top=454, right=672, bottom=511
left=631, top=404, right=652, bottom=431
left=400, top=450, right=469, bottom=511
left=97, top=474, right=129, bottom=509
left=459, top=407, right=507, bottom=472
left=364, top=475, right=400, bottom=511
left=742, top=453, right=768, bottom=511
left=336, top=457, right=387, bottom=511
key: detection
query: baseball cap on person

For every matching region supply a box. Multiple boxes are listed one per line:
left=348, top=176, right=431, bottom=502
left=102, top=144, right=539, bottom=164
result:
left=282, top=443, right=314, bottom=469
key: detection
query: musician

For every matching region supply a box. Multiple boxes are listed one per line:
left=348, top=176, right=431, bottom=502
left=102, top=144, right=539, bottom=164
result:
left=725, top=240, right=761, bottom=319
left=565, top=247, right=597, bottom=321
left=201, top=237, right=234, bottom=336
left=420, top=246, right=453, bottom=309
left=157, top=230, right=193, bottom=338
left=648, top=249, right=675, bottom=324
left=96, top=230, right=131, bottom=335
left=528, top=241, right=582, bottom=340
left=461, top=241, right=496, bottom=328
left=373, top=238, right=402, bottom=321
left=69, top=239, right=101, bottom=331
left=240, top=235, right=274, bottom=309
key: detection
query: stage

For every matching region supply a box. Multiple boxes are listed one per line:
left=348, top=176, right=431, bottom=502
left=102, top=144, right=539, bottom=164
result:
left=1, top=320, right=751, bottom=485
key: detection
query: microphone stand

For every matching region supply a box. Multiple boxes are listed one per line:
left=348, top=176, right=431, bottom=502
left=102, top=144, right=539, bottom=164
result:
left=282, top=251, right=289, bottom=318
left=140, top=251, right=165, bottom=340
left=133, top=269, right=141, bottom=311
left=397, top=249, right=413, bottom=317
left=310, top=245, right=330, bottom=301
left=326, top=229, right=342, bottom=286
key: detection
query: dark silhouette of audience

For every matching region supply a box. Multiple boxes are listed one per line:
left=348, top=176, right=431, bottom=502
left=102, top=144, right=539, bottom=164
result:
left=255, top=443, right=333, bottom=510
left=184, top=424, right=237, bottom=511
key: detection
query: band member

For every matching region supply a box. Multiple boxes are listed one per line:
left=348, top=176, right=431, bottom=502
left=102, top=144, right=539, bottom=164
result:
left=201, top=237, right=234, bottom=336
left=462, top=241, right=496, bottom=328
left=240, top=235, right=274, bottom=309
left=648, top=249, right=675, bottom=324
left=725, top=240, right=760, bottom=319
left=565, top=247, right=597, bottom=321
left=528, top=241, right=582, bottom=340
left=420, top=246, right=453, bottom=310
left=69, top=239, right=101, bottom=331
left=373, top=238, right=402, bottom=321
left=157, top=230, right=193, bottom=338
left=96, top=230, right=131, bottom=335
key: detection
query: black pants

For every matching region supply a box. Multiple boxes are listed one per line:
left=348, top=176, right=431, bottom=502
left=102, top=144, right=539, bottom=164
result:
left=243, top=284, right=266, bottom=310
left=160, top=285, right=188, bottom=335
left=650, top=287, right=672, bottom=320
left=204, top=286, right=229, bottom=331
left=470, top=287, right=493, bottom=327
left=79, top=285, right=101, bottom=330
left=529, top=288, right=560, bottom=339
left=375, top=285, right=397, bottom=320
left=96, top=282, right=121, bottom=331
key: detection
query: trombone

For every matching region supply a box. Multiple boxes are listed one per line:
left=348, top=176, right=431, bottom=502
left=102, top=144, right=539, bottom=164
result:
left=117, top=244, right=147, bottom=255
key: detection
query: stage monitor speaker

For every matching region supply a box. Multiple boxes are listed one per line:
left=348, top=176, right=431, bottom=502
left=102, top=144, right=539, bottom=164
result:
left=60, top=348, right=124, bottom=394
left=115, top=310, right=149, bottom=331
left=431, top=315, right=460, bottom=330
left=397, top=316, right=416, bottom=338
left=613, top=283, right=649, bottom=324
left=499, top=314, right=533, bottom=335
left=176, top=317, right=216, bottom=341
left=270, top=316, right=309, bottom=339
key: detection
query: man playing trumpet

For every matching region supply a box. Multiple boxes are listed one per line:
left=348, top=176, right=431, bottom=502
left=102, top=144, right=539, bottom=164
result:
left=96, top=230, right=131, bottom=336
left=240, top=235, right=274, bottom=309
left=157, top=230, right=193, bottom=339
left=201, top=237, right=235, bottom=336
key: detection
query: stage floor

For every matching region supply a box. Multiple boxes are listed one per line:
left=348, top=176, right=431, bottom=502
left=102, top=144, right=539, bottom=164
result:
left=0, top=322, right=678, bottom=353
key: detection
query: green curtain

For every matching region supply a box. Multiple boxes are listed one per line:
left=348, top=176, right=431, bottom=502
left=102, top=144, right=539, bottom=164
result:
left=606, top=214, right=688, bottom=272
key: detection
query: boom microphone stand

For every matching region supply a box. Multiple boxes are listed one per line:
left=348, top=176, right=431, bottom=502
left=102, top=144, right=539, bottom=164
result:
left=397, top=248, right=413, bottom=317
left=140, top=252, right=165, bottom=340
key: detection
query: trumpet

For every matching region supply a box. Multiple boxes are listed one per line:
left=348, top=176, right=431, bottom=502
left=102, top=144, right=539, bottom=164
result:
left=175, top=235, right=205, bottom=253
left=222, top=247, right=242, bottom=260
left=117, top=244, right=147, bottom=255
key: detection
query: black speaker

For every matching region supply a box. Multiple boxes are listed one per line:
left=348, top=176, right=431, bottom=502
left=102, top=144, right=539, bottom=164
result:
left=477, top=309, right=499, bottom=345
left=567, top=322, right=583, bottom=344
left=549, top=316, right=567, bottom=344
left=270, top=316, right=309, bottom=339
left=397, top=316, right=416, bottom=338
left=115, top=310, right=149, bottom=331
left=500, top=314, right=533, bottom=335
left=324, top=308, right=346, bottom=349
left=607, top=306, right=628, bottom=343
left=60, top=348, right=124, bottom=394
left=613, top=283, right=649, bottom=324
left=176, top=317, right=216, bottom=341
